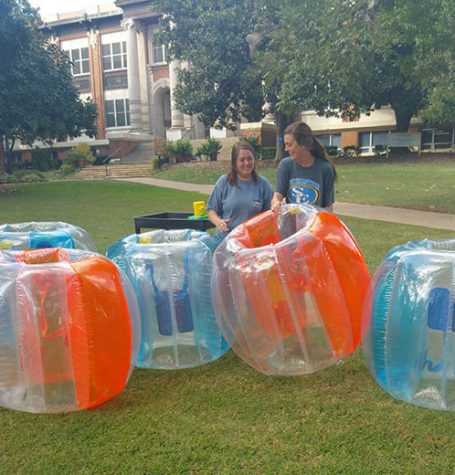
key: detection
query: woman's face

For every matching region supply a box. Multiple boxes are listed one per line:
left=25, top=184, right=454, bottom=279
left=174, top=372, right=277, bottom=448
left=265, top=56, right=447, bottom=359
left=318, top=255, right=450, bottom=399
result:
left=235, top=149, right=255, bottom=179
left=284, top=134, right=305, bottom=160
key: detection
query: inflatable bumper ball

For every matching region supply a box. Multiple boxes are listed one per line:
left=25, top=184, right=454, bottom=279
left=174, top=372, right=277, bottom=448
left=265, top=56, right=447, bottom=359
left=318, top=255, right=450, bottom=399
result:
left=0, top=221, right=96, bottom=251
left=0, top=248, right=140, bottom=413
left=363, top=239, right=455, bottom=410
left=212, top=204, right=370, bottom=376
left=107, top=229, right=228, bottom=369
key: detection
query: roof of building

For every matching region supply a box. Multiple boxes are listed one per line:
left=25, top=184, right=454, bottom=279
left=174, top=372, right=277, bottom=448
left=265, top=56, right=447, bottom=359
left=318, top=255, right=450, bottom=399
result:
left=41, top=5, right=122, bottom=28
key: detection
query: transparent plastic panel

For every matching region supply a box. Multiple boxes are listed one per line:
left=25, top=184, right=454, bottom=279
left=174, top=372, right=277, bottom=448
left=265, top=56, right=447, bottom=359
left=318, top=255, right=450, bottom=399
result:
left=119, top=271, right=141, bottom=380
left=0, top=232, right=30, bottom=250
left=13, top=263, right=77, bottom=413
left=213, top=205, right=370, bottom=376
left=0, top=222, right=96, bottom=252
left=363, top=239, right=455, bottom=411
left=274, top=234, right=346, bottom=373
left=107, top=230, right=227, bottom=369
left=410, top=252, right=455, bottom=409
left=0, top=249, right=136, bottom=413
left=189, top=242, right=229, bottom=361
left=0, top=263, right=22, bottom=406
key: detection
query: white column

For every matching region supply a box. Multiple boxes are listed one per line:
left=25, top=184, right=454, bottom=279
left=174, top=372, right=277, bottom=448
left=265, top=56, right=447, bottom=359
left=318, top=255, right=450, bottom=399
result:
left=166, top=59, right=186, bottom=140
left=169, top=59, right=184, bottom=128
left=123, top=19, right=142, bottom=132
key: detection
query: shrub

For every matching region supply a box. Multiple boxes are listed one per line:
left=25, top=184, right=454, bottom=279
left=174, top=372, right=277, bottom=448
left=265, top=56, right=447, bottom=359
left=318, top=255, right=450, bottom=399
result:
left=151, top=155, right=169, bottom=173
left=0, top=170, right=46, bottom=184
left=164, top=140, right=193, bottom=164
left=59, top=162, right=78, bottom=177
left=260, top=147, right=276, bottom=160
left=325, top=146, right=339, bottom=158
left=30, top=149, right=59, bottom=171
left=341, top=145, right=360, bottom=159
left=374, top=145, right=388, bottom=155
left=63, top=143, right=94, bottom=168
left=196, top=138, right=222, bottom=161
left=243, top=135, right=262, bottom=156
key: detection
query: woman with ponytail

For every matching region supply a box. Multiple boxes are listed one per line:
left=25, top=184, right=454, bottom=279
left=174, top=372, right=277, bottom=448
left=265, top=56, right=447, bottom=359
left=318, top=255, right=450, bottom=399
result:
left=271, top=121, right=337, bottom=212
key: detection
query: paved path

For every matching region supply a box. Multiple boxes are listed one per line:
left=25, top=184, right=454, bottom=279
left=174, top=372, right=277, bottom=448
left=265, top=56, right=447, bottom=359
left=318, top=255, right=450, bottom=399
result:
left=118, top=177, right=455, bottom=232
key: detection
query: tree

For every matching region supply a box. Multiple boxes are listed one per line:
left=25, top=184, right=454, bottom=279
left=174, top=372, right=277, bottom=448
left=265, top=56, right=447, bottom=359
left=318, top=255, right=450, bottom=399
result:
left=154, top=0, right=264, bottom=128
left=390, top=0, right=455, bottom=130
left=0, top=0, right=97, bottom=173
left=272, top=0, right=454, bottom=133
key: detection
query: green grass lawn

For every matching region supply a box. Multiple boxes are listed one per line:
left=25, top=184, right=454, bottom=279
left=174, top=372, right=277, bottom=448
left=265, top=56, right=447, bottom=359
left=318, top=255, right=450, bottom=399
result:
left=154, top=158, right=455, bottom=214
left=1, top=181, right=455, bottom=474
left=0, top=180, right=208, bottom=252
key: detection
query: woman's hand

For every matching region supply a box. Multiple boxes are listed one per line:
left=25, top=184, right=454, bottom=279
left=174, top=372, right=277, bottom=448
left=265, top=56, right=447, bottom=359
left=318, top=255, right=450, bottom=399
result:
left=215, top=218, right=230, bottom=233
left=271, top=192, right=284, bottom=212
left=207, top=210, right=230, bottom=233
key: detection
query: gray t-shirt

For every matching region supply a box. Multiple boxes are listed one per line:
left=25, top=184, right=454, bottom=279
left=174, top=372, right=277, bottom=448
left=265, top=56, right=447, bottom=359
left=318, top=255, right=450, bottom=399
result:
left=275, top=156, right=335, bottom=208
left=207, top=175, right=274, bottom=238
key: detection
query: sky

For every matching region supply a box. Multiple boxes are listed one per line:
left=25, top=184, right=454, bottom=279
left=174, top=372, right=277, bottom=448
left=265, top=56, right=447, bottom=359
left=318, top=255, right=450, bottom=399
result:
left=29, top=0, right=116, bottom=18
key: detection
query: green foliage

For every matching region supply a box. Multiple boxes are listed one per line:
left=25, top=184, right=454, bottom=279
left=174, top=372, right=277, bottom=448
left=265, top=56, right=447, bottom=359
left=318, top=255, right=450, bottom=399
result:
left=63, top=143, right=94, bottom=168
left=373, top=145, right=388, bottom=155
left=422, top=82, right=455, bottom=129
left=196, top=138, right=221, bottom=160
left=0, top=169, right=45, bottom=183
left=341, top=146, right=361, bottom=159
left=243, top=135, right=262, bottom=157
left=151, top=155, right=169, bottom=172
left=375, top=0, right=455, bottom=129
left=0, top=0, right=98, bottom=173
left=151, top=0, right=264, bottom=128
left=325, top=146, right=339, bottom=158
left=30, top=148, right=58, bottom=171
left=260, top=147, right=276, bottom=160
left=58, top=162, right=77, bottom=177
left=268, top=0, right=424, bottom=132
left=164, top=139, right=193, bottom=163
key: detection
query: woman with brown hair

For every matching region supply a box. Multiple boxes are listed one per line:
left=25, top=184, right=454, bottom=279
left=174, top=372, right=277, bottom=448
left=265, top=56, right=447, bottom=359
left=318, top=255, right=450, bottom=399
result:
left=207, top=140, right=273, bottom=240
left=271, top=121, right=337, bottom=212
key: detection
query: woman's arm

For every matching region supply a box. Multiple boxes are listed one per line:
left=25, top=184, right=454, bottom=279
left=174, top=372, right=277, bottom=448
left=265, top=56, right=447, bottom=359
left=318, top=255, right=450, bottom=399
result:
left=207, top=209, right=230, bottom=233
left=271, top=192, right=284, bottom=211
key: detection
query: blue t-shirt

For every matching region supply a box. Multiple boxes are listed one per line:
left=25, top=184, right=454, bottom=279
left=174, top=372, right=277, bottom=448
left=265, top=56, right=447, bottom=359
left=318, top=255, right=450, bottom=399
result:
left=275, top=156, right=335, bottom=208
left=207, top=175, right=274, bottom=239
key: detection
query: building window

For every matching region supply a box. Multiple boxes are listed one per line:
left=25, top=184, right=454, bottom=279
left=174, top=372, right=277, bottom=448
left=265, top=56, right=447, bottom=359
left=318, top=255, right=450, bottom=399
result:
left=66, top=47, right=90, bottom=76
left=422, top=128, right=455, bottom=150
left=152, top=39, right=167, bottom=64
left=360, top=131, right=392, bottom=154
left=318, top=134, right=341, bottom=148
left=105, top=99, right=130, bottom=128
left=102, top=41, right=127, bottom=71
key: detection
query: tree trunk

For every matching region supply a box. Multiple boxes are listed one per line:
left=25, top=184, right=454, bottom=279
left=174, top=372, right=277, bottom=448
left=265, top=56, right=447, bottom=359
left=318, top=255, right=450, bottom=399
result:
left=274, top=111, right=293, bottom=162
left=0, top=136, right=6, bottom=174
left=394, top=109, right=413, bottom=133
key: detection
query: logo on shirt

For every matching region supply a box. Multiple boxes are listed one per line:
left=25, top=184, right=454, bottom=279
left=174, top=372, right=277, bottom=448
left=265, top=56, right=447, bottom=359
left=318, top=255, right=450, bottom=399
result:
left=288, top=178, right=320, bottom=205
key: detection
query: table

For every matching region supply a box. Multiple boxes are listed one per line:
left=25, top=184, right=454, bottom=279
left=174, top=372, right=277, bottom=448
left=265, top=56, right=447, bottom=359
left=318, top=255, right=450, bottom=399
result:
left=134, top=212, right=214, bottom=234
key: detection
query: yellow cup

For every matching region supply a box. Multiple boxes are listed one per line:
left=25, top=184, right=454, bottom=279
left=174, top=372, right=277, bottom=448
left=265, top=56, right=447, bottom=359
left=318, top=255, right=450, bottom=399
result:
left=193, top=201, right=206, bottom=217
